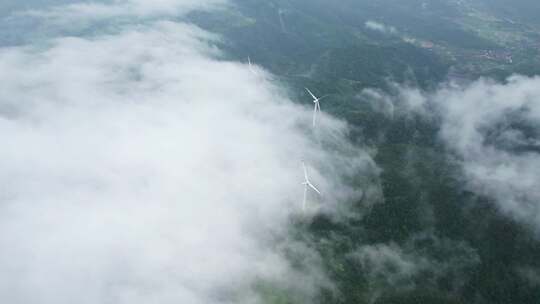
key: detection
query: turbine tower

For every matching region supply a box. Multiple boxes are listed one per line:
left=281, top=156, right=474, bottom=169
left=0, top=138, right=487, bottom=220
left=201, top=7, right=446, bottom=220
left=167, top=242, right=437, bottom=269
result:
left=305, top=88, right=327, bottom=127
left=302, top=160, right=321, bottom=212
left=248, top=56, right=257, bottom=75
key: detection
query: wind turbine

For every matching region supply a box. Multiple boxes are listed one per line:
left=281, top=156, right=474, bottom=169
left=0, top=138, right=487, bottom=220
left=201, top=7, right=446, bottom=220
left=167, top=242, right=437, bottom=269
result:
left=305, top=88, right=327, bottom=127
left=302, top=161, right=321, bottom=212
left=248, top=56, right=257, bottom=75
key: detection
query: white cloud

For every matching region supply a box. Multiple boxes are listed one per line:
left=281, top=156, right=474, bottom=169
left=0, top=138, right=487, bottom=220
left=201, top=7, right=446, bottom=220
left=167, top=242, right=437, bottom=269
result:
left=381, top=76, right=540, bottom=232
left=20, top=0, right=227, bottom=21
left=365, top=20, right=397, bottom=35
left=359, top=84, right=429, bottom=119
left=435, top=76, right=540, bottom=231
left=0, top=1, right=375, bottom=303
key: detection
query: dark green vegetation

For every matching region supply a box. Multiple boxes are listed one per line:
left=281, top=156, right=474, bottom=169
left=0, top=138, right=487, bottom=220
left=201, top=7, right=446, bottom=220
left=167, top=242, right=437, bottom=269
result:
left=189, top=1, right=540, bottom=303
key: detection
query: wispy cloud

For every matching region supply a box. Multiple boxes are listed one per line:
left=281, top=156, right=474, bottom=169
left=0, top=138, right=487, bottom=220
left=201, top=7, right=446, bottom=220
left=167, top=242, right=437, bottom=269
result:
left=19, top=0, right=227, bottom=20
left=435, top=76, right=540, bottom=231
left=350, top=232, right=479, bottom=301
left=0, top=1, right=374, bottom=303
left=365, top=20, right=397, bottom=35
left=372, top=76, right=540, bottom=233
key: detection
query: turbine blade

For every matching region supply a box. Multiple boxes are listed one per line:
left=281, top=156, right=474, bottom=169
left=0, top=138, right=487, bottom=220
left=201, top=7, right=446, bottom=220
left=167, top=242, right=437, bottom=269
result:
left=302, top=162, right=309, bottom=181
left=308, top=182, right=321, bottom=195
left=305, top=88, right=317, bottom=100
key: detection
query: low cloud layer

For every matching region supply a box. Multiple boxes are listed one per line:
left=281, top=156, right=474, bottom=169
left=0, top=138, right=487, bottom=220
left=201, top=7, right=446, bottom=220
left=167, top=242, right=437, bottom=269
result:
left=0, top=1, right=372, bottom=303
left=368, top=76, right=540, bottom=233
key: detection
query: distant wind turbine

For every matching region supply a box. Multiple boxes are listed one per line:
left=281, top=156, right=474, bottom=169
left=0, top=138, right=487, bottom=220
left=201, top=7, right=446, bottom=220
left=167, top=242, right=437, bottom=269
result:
left=302, top=160, right=321, bottom=212
left=248, top=56, right=257, bottom=75
left=305, top=87, right=327, bottom=127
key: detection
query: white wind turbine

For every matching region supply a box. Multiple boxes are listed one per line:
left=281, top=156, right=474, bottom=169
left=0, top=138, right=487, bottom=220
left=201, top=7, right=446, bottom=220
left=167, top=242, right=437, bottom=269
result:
left=302, top=160, right=321, bottom=212
left=248, top=56, right=257, bottom=75
left=305, top=88, right=327, bottom=127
